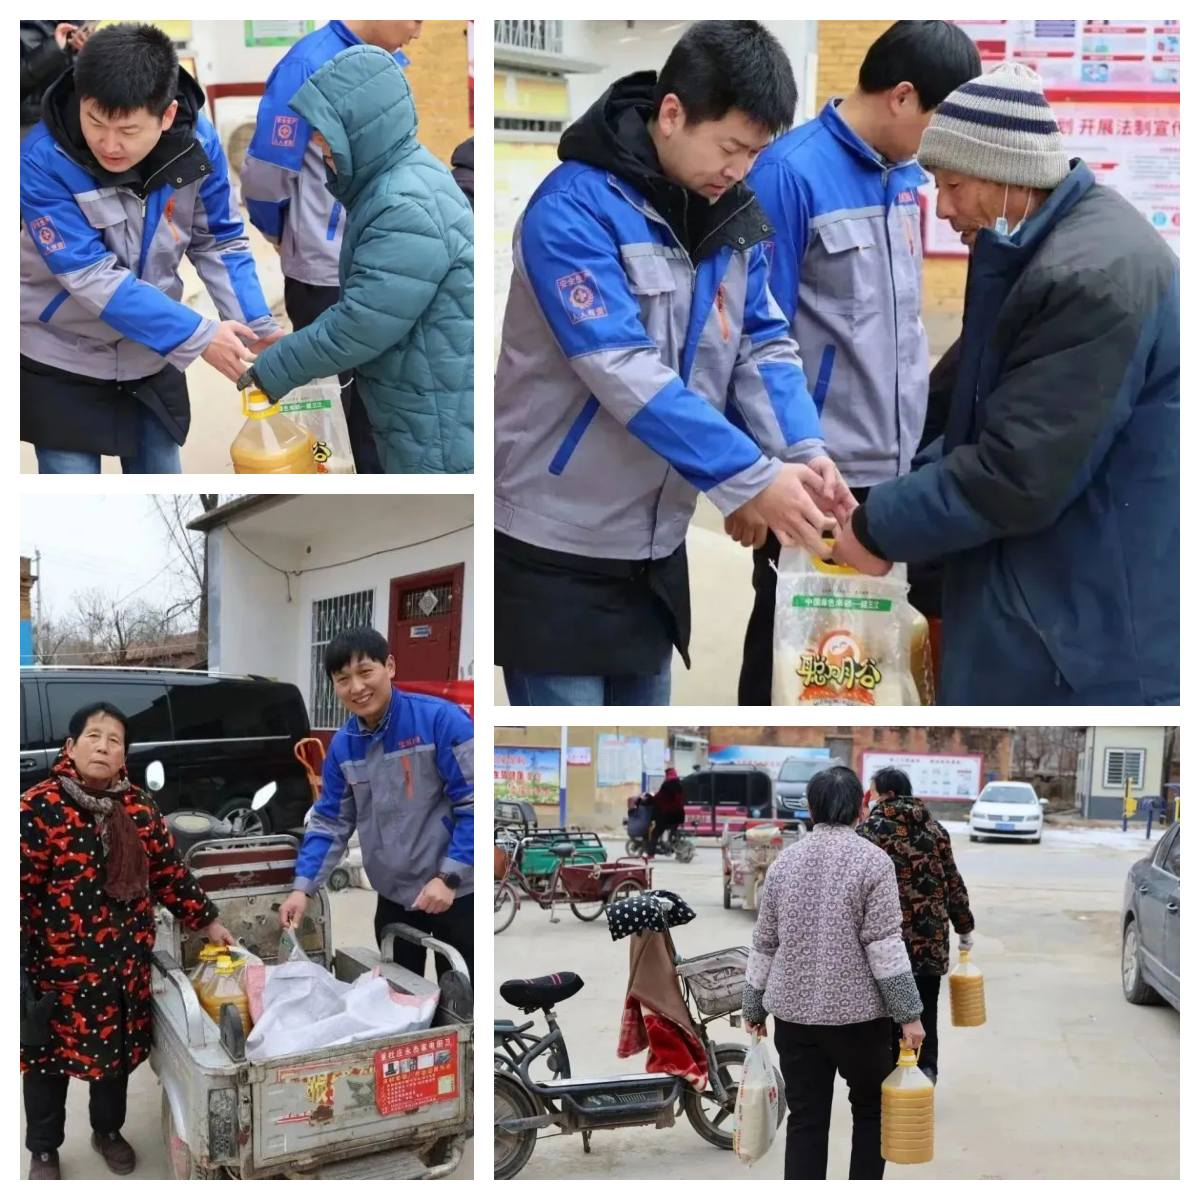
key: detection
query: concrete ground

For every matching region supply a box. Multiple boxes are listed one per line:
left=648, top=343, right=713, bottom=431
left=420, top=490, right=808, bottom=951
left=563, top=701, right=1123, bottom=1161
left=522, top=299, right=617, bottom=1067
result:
left=493, top=823, right=1179, bottom=1180
left=21, top=213, right=287, bottom=476
left=19, top=886, right=472, bottom=1180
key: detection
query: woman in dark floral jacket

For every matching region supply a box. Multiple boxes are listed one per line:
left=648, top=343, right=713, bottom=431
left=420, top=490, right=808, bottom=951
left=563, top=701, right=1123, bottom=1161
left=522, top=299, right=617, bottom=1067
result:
left=20, top=701, right=233, bottom=1180
left=858, top=766, right=975, bottom=1084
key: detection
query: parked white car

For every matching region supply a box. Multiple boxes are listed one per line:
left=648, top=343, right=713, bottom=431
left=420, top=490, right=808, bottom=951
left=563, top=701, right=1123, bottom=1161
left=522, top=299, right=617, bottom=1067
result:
left=969, top=781, right=1047, bottom=843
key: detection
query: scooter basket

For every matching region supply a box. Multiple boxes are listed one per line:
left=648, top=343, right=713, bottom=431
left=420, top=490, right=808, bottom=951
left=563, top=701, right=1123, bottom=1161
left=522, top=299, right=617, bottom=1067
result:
left=675, top=946, right=750, bottom=1016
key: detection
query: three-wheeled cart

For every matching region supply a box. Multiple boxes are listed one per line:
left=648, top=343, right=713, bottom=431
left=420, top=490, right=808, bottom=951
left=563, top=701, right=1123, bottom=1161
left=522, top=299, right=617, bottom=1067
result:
left=150, top=835, right=473, bottom=1179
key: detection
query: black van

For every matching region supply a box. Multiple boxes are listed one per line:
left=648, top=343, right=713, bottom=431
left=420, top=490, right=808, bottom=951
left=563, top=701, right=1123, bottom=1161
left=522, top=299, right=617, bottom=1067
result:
left=20, top=667, right=313, bottom=833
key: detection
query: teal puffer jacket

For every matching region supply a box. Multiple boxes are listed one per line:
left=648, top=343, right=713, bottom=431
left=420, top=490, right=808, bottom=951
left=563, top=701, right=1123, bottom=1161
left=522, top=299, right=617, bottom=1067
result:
left=252, top=45, right=473, bottom=473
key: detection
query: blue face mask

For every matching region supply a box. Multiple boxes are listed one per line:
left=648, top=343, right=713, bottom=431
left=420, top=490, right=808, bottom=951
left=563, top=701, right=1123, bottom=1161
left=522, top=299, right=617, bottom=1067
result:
left=994, top=184, right=1034, bottom=238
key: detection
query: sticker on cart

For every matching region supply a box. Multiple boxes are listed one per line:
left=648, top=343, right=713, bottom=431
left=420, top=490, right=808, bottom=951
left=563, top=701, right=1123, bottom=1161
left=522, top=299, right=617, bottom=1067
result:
left=375, top=1033, right=459, bottom=1115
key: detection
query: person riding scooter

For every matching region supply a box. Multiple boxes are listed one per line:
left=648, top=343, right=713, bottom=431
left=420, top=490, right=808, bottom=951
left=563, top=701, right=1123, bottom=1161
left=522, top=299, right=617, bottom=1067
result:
left=646, top=769, right=686, bottom=859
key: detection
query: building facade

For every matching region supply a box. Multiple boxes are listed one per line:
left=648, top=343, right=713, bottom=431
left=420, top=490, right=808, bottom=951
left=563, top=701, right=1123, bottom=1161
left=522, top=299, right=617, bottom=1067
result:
left=192, top=495, right=473, bottom=734
left=1076, top=726, right=1169, bottom=820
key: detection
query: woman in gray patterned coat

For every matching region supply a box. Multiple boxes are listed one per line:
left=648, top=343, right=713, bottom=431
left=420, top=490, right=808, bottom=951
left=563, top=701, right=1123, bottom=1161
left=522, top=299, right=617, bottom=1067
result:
left=743, top=766, right=925, bottom=1179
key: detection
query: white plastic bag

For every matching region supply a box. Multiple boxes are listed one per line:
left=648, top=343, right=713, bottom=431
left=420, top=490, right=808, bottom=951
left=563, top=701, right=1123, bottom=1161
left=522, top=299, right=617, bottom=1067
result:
left=733, top=1035, right=781, bottom=1165
left=277, top=376, right=357, bottom=474
left=772, top=547, right=918, bottom=706
left=244, top=955, right=438, bottom=1063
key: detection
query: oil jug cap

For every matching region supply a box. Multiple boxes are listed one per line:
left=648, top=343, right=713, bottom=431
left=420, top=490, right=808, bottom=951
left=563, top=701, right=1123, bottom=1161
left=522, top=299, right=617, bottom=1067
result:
left=214, top=956, right=236, bottom=974
left=898, top=1045, right=919, bottom=1066
left=242, top=387, right=279, bottom=419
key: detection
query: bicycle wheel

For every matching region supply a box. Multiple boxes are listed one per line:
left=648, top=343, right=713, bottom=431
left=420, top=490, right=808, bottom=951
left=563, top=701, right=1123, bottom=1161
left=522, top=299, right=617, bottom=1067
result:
left=683, top=1042, right=785, bottom=1150
left=569, top=888, right=606, bottom=921
left=494, top=881, right=519, bottom=934
left=674, top=837, right=696, bottom=864
left=494, top=1070, right=539, bottom=1179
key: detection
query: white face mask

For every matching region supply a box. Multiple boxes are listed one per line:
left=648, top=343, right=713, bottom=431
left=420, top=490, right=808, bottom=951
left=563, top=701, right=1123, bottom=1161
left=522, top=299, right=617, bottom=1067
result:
left=994, top=183, right=1034, bottom=237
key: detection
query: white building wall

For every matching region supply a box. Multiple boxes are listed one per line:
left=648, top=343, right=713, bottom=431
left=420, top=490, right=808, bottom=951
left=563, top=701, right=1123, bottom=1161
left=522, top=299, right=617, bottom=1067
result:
left=1090, top=727, right=1165, bottom=798
left=207, top=496, right=474, bottom=723
left=564, top=21, right=817, bottom=126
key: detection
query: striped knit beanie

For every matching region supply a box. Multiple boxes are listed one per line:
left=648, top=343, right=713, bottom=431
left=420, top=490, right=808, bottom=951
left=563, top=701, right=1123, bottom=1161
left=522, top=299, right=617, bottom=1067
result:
left=918, top=61, right=1071, bottom=190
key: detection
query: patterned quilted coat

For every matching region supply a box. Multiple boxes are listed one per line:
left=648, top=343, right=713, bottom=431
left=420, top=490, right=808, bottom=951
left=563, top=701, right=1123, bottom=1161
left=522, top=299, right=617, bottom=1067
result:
left=252, top=44, right=474, bottom=473
left=858, top=796, right=974, bottom=976
left=20, top=752, right=219, bottom=1079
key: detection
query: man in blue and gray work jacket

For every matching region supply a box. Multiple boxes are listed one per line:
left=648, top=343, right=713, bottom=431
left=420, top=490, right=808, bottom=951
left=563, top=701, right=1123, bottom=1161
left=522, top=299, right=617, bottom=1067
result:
left=737, top=22, right=981, bottom=702
left=495, top=22, right=855, bottom=706
left=241, top=20, right=423, bottom=474
left=20, top=23, right=280, bottom=473
left=279, top=627, right=474, bottom=981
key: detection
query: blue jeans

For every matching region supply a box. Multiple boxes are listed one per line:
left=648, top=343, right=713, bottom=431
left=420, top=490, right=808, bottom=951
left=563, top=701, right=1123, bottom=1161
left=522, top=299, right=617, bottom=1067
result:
left=505, top=654, right=673, bottom=706
left=35, top=406, right=182, bottom=474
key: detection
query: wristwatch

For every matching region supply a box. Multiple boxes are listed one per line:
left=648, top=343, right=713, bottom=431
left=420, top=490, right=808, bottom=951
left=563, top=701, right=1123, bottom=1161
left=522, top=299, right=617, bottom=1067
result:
left=436, top=871, right=461, bottom=890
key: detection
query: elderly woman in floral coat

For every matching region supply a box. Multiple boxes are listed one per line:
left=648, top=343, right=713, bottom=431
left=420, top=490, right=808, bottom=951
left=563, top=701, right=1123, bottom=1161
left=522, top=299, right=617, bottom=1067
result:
left=21, top=701, right=233, bottom=1180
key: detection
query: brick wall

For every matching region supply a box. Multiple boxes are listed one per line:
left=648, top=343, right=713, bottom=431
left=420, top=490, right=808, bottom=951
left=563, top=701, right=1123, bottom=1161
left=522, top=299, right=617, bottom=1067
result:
left=817, top=21, right=967, bottom=327
left=407, top=21, right=472, bottom=168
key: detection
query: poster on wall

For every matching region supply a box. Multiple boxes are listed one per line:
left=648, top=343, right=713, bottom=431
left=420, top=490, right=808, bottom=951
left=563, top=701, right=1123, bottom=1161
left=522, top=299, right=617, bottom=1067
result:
left=597, top=735, right=644, bottom=787
left=860, top=752, right=984, bottom=802
left=953, top=20, right=1180, bottom=93
left=244, top=21, right=316, bottom=47
left=707, top=745, right=831, bottom=778
left=495, top=747, right=560, bottom=806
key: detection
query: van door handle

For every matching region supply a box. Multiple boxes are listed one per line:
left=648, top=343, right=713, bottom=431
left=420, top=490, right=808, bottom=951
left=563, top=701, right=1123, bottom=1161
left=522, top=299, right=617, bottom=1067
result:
left=21, top=757, right=37, bottom=769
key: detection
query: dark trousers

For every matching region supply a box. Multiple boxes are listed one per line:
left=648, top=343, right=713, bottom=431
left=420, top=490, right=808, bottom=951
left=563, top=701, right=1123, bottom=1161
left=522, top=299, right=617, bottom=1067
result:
left=645, top=812, right=684, bottom=857
left=773, top=1016, right=894, bottom=1180
left=24, top=1071, right=129, bottom=1153
left=283, top=276, right=384, bottom=474
left=892, top=972, right=941, bottom=1081
left=738, top=486, right=872, bottom=705
left=374, top=891, right=473, bottom=983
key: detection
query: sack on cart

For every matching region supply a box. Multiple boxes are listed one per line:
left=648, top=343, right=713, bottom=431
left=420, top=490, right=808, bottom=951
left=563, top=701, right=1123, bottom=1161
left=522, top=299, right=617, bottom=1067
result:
left=245, top=950, right=438, bottom=1063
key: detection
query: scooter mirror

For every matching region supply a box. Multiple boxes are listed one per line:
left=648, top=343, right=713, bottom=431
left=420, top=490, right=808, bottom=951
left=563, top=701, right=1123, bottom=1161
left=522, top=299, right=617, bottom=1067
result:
left=145, top=761, right=165, bottom=792
left=251, top=781, right=278, bottom=810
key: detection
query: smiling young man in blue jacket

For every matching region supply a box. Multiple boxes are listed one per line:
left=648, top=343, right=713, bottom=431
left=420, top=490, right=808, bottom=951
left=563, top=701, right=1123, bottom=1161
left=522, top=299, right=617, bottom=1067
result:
left=279, top=628, right=474, bottom=981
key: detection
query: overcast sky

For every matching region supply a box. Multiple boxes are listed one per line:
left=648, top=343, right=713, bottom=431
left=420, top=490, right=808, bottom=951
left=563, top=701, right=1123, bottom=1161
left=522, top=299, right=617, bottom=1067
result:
left=20, top=495, right=202, bottom=620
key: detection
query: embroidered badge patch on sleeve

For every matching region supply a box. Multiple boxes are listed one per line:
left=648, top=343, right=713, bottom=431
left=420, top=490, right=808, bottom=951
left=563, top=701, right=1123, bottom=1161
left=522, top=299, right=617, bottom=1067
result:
left=30, top=215, right=65, bottom=255
left=557, top=269, right=607, bottom=324
left=271, top=115, right=299, bottom=149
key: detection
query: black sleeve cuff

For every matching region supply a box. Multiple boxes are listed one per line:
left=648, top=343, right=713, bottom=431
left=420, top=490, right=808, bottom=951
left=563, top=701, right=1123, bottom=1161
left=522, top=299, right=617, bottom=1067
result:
left=852, top=503, right=888, bottom=560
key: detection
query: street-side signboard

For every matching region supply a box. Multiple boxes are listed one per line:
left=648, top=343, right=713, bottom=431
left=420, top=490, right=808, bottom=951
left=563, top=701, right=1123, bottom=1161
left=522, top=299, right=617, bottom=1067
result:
left=860, top=751, right=984, bottom=802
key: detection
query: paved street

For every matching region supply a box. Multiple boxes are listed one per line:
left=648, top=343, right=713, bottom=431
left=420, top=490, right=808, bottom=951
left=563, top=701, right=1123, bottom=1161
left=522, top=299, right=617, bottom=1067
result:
left=493, top=822, right=1179, bottom=1179
left=19, top=887, right=473, bottom=1180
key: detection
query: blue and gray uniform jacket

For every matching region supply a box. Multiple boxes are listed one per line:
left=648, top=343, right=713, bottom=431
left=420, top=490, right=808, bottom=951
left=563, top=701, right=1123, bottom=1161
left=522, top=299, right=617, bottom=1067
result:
left=859, top=162, right=1179, bottom=704
left=241, top=21, right=409, bottom=288
left=749, top=100, right=929, bottom=488
left=20, top=67, right=275, bottom=381
left=294, top=689, right=474, bottom=908
left=495, top=76, right=825, bottom=562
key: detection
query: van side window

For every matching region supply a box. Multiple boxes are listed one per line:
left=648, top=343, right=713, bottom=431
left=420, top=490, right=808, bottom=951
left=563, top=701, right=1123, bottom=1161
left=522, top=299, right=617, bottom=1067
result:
left=169, top=682, right=296, bottom=741
left=21, top=682, right=43, bottom=749
left=45, top=682, right=171, bottom=748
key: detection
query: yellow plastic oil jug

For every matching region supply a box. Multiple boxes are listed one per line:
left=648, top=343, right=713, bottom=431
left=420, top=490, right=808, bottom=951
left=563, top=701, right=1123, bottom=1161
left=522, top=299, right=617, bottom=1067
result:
left=231, top=387, right=317, bottom=474
left=196, top=954, right=252, bottom=1035
left=188, top=941, right=223, bottom=990
left=881, top=1044, right=934, bottom=1164
left=949, top=948, right=987, bottom=1026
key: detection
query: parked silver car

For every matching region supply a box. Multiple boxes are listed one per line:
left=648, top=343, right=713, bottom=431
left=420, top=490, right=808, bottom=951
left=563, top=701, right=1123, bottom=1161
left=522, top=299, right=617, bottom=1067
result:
left=1121, top=822, right=1180, bottom=1010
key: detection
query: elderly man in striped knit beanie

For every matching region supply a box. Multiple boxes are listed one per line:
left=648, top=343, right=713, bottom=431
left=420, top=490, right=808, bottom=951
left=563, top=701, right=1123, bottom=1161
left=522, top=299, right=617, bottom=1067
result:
left=918, top=60, right=1070, bottom=245
left=831, top=59, right=1180, bottom=706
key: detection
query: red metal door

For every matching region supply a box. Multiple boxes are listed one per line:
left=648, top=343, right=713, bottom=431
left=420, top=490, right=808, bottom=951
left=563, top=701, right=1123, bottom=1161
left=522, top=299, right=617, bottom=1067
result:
left=388, top=564, right=464, bottom=681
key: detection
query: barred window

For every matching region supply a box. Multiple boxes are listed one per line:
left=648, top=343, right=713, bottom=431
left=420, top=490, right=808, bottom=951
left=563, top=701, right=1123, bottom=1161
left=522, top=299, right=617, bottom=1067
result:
left=1104, top=748, right=1146, bottom=789
left=310, top=590, right=374, bottom=728
left=496, top=116, right=565, bottom=134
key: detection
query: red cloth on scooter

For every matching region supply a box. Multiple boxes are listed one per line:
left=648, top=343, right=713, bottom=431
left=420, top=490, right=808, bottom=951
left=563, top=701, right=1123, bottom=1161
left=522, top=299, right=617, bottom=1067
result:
left=617, top=930, right=707, bottom=1089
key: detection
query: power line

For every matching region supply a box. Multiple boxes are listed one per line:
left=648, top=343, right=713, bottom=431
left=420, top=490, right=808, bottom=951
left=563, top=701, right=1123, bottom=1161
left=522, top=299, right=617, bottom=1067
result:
left=226, top=524, right=475, bottom=578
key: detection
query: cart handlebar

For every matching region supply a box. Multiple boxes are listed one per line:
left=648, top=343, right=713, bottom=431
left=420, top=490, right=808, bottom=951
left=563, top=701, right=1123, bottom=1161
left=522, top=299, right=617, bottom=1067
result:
left=380, top=921, right=470, bottom=981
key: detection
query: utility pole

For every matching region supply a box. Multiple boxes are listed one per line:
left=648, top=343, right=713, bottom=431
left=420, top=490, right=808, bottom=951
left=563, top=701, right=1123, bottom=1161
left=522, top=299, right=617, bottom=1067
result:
left=34, top=548, right=43, bottom=662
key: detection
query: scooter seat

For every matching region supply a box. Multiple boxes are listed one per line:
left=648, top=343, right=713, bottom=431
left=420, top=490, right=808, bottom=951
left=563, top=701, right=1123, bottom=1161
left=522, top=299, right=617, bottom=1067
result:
left=549, top=842, right=577, bottom=859
left=500, top=972, right=584, bottom=1012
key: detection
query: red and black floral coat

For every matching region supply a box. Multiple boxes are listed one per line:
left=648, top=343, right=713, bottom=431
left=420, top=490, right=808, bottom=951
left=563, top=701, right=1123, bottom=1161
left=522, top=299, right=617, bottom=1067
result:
left=20, top=755, right=219, bottom=1079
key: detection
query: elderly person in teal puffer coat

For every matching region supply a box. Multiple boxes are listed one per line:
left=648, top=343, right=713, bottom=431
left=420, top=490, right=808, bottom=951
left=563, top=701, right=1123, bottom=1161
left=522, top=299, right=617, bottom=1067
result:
left=247, top=44, right=473, bottom=473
